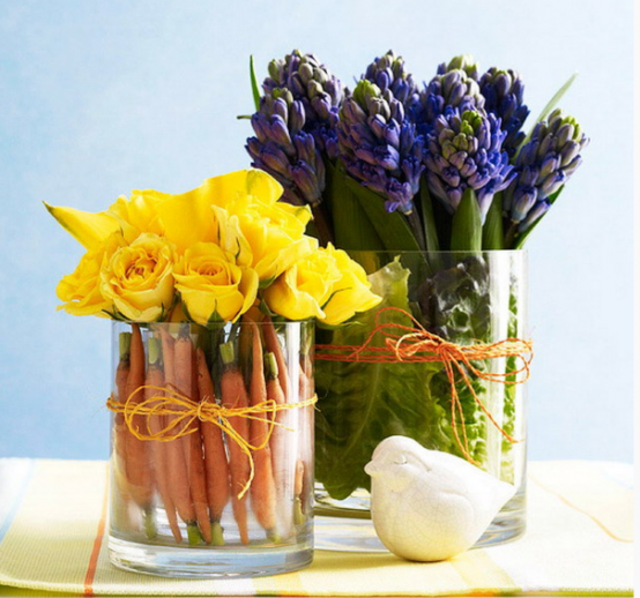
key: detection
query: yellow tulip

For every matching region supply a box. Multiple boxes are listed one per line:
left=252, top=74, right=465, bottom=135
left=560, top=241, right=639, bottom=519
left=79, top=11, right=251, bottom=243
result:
left=151, top=168, right=287, bottom=254
left=173, top=243, right=258, bottom=325
left=43, top=202, right=121, bottom=250
left=321, top=245, right=383, bottom=325
left=43, top=187, right=168, bottom=250
left=100, top=233, right=176, bottom=322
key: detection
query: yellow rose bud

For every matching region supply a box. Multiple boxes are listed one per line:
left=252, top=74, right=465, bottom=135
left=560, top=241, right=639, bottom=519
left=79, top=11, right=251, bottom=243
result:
left=101, top=233, right=176, bottom=322
left=56, top=234, right=124, bottom=317
left=321, top=244, right=383, bottom=326
left=263, top=246, right=343, bottom=321
left=173, top=243, right=258, bottom=325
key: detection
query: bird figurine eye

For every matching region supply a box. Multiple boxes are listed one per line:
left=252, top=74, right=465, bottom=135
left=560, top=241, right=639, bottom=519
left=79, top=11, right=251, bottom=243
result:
left=394, top=454, right=408, bottom=465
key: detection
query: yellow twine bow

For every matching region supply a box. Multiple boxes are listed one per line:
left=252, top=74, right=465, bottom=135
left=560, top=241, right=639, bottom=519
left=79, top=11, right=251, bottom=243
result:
left=315, top=306, right=533, bottom=465
left=106, top=386, right=317, bottom=498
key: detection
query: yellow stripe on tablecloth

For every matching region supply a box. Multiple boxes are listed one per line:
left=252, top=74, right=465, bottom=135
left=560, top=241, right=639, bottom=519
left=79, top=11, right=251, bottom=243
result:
left=0, top=460, right=103, bottom=594
left=449, top=549, right=520, bottom=596
left=528, top=461, right=633, bottom=543
left=288, top=550, right=470, bottom=597
left=251, top=559, right=308, bottom=596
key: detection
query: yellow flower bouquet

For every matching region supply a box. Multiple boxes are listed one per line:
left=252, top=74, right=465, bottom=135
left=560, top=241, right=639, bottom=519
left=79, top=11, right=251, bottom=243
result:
left=46, top=168, right=381, bottom=577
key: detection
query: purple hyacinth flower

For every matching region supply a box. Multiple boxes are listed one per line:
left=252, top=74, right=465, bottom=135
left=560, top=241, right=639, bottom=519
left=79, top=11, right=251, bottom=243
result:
left=504, top=108, right=589, bottom=232
left=336, top=79, right=425, bottom=215
left=423, top=107, right=514, bottom=222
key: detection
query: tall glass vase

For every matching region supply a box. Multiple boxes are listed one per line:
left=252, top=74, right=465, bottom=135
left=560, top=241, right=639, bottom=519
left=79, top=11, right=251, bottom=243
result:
left=108, top=319, right=315, bottom=577
left=314, top=250, right=528, bottom=550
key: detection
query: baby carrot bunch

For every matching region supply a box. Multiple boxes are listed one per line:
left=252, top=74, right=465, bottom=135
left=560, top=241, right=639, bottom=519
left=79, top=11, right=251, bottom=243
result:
left=110, top=317, right=313, bottom=547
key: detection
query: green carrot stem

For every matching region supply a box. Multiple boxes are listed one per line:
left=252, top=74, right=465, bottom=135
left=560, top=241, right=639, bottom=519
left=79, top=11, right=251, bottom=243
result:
left=293, top=497, right=305, bottom=526
left=265, top=352, right=278, bottom=380
left=147, top=337, right=161, bottom=366
left=119, top=332, right=132, bottom=361
left=143, top=507, right=157, bottom=540
left=220, top=341, right=236, bottom=366
left=211, top=521, right=225, bottom=546
left=266, top=529, right=281, bottom=543
left=187, top=522, right=203, bottom=546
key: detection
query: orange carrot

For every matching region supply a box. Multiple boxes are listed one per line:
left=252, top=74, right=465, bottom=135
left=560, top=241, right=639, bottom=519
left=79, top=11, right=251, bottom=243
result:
left=113, top=332, right=131, bottom=493
left=196, top=347, right=230, bottom=546
left=247, top=320, right=278, bottom=537
left=124, top=324, right=155, bottom=537
left=174, top=328, right=212, bottom=544
left=220, top=339, right=251, bottom=545
left=159, top=327, right=201, bottom=545
left=146, top=338, right=182, bottom=543
left=265, top=351, right=293, bottom=537
left=298, top=364, right=314, bottom=518
left=159, top=328, right=175, bottom=389
left=262, top=316, right=290, bottom=400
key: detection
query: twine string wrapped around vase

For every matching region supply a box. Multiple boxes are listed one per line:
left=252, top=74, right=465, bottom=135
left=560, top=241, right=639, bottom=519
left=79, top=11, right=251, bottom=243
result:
left=107, top=388, right=317, bottom=498
left=315, top=306, right=533, bottom=465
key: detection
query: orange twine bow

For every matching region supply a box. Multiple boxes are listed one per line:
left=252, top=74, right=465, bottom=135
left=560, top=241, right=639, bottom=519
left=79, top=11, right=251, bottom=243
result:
left=315, top=306, right=533, bottom=465
left=106, top=386, right=317, bottom=498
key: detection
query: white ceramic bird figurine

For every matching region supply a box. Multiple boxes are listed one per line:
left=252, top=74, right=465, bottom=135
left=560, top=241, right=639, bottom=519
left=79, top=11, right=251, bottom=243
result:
left=365, top=435, right=516, bottom=562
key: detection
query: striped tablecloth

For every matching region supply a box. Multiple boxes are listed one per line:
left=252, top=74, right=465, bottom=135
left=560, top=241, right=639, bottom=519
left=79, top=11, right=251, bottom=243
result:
left=0, top=459, right=633, bottom=597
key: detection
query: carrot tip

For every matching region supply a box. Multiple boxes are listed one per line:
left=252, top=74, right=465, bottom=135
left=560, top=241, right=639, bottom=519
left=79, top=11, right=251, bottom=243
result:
left=143, top=508, right=157, bottom=540
left=211, top=521, right=225, bottom=546
left=187, top=522, right=203, bottom=546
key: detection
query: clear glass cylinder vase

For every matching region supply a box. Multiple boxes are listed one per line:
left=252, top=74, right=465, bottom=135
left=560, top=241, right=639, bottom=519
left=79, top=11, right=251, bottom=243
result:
left=314, top=250, right=528, bottom=550
left=108, top=319, right=315, bottom=577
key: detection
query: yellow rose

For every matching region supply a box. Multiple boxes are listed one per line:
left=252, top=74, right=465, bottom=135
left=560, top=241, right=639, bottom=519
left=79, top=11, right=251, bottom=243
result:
left=321, top=245, right=383, bottom=326
left=263, top=247, right=343, bottom=320
left=101, top=233, right=176, bottom=322
left=173, top=243, right=258, bottom=325
left=56, top=233, right=124, bottom=317
left=226, top=196, right=314, bottom=282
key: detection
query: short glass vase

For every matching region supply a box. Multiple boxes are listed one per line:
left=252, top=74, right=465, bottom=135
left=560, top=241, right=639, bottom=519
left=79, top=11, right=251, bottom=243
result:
left=314, top=250, right=528, bottom=550
left=108, top=319, right=315, bottom=577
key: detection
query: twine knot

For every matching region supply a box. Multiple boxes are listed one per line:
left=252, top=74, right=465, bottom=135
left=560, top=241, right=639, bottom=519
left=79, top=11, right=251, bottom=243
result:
left=107, top=386, right=317, bottom=498
left=316, top=306, right=533, bottom=465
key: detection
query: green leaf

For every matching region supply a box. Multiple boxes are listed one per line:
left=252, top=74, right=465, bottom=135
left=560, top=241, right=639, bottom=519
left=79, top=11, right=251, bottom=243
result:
left=250, top=55, right=261, bottom=111
left=315, top=260, right=443, bottom=498
left=324, top=162, right=385, bottom=251
left=521, top=72, right=577, bottom=148
left=513, top=186, right=563, bottom=249
left=450, top=188, right=482, bottom=252
left=419, top=181, right=440, bottom=252
left=482, top=192, right=505, bottom=250
left=343, top=174, right=422, bottom=252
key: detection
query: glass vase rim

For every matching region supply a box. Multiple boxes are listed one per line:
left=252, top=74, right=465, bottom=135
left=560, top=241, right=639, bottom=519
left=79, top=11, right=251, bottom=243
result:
left=110, top=318, right=316, bottom=328
left=345, top=248, right=527, bottom=256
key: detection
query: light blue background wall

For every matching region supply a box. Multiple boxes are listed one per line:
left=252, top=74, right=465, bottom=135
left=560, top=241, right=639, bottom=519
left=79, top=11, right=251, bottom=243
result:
left=0, top=0, right=633, bottom=462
